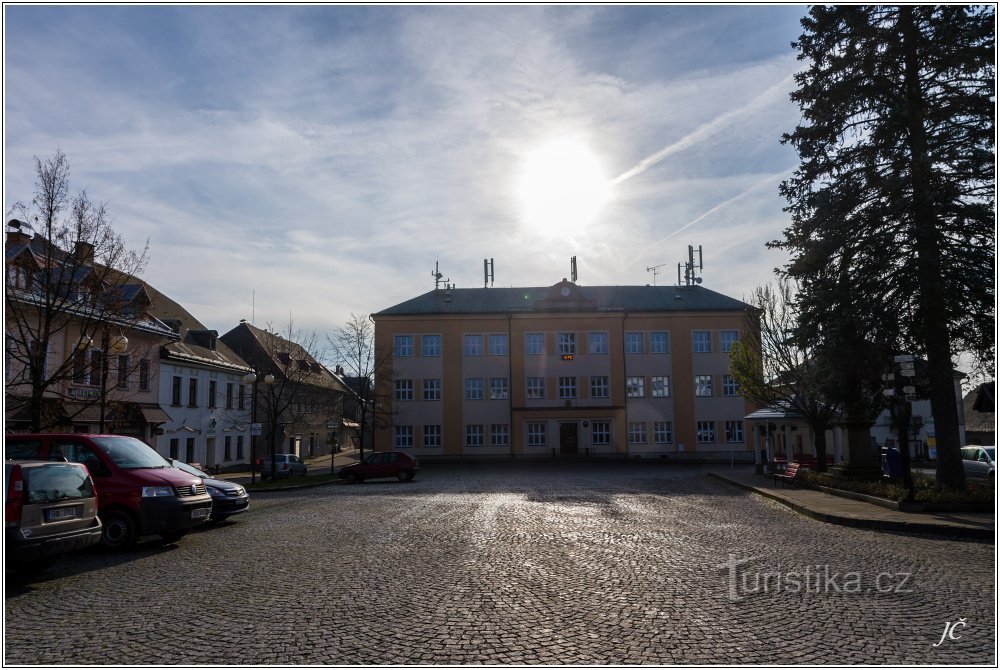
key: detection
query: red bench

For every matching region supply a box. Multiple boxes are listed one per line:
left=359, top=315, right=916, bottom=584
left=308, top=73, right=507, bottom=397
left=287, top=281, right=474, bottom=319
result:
left=773, top=462, right=804, bottom=488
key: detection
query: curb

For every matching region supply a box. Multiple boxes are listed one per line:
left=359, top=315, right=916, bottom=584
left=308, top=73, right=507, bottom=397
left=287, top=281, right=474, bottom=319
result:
left=708, top=473, right=994, bottom=542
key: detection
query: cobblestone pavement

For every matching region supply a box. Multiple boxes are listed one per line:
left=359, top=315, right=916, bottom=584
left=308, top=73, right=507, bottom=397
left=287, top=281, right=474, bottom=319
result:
left=4, top=463, right=995, bottom=665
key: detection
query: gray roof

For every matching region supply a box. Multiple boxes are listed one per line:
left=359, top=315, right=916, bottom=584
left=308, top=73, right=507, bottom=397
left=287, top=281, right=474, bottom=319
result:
left=374, top=282, right=754, bottom=317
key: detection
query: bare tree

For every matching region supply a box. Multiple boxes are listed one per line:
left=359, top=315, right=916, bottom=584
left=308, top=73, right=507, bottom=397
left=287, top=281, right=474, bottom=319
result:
left=5, top=151, right=161, bottom=432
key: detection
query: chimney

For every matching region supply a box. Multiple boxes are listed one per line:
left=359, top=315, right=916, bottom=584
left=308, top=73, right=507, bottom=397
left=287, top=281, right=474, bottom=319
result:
left=74, top=241, right=95, bottom=265
left=6, top=219, right=30, bottom=248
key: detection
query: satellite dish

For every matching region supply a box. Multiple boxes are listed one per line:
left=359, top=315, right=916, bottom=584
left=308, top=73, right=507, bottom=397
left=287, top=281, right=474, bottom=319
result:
left=695, top=277, right=703, bottom=284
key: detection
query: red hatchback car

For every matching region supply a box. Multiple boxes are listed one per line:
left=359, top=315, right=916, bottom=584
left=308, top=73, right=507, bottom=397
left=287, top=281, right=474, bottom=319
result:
left=338, top=451, right=419, bottom=483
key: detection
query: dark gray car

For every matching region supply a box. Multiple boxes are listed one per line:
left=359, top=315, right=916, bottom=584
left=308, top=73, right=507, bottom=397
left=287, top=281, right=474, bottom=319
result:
left=170, top=460, right=250, bottom=521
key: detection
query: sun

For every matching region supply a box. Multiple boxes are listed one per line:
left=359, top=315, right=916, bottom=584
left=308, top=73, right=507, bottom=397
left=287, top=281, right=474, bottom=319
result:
left=517, top=139, right=611, bottom=237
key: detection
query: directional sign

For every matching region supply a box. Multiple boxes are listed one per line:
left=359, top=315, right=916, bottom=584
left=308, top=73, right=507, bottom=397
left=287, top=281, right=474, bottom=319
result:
left=894, top=354, right=914, bottom=363
left=251, top=422, right=262, bottom=436
left=900, top=369, right=916, bottom=377
left=903, top=386, right=916, bottom=395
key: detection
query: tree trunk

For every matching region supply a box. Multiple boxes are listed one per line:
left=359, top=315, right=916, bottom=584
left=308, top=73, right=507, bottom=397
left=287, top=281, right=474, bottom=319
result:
left=812, top=423, right=828, bottom=473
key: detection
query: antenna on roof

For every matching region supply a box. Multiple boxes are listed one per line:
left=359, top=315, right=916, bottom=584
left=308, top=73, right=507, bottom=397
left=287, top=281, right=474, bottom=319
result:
left=483, top=258, right=494, bottom=288
left=676, top=244, right=704, bottom=286
left=432, top=260, right=450, bottom=291
left=570, top=256, right=578, bottom=283
left=646, top=262, right=667, bottom=286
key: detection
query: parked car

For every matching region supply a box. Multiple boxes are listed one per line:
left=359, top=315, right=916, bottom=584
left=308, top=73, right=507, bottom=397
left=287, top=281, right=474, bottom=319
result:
left=5, top=434, right=213, bottom=550
left=338, top=451, right=419, bottom=483
left=960, top=446, right=995, bottom=480
left=4, top=459, right=104, bottom=572
left=170, top=459, right=250, bottom=521
left=258, top=453, right=307, bottom=480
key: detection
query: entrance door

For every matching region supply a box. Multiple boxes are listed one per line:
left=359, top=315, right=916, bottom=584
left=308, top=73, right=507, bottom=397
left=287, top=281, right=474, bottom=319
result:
left=559, top=423, right=579, bottom=455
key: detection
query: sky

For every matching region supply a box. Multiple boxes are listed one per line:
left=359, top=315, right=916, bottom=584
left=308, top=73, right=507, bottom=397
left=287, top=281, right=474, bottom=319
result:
left=3, top=4, right=809, bottom=348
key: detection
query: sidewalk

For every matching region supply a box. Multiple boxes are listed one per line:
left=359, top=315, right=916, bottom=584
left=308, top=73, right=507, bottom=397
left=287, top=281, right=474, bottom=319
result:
left=710, top=469, right=995, bottom=541
left=224, top=448, right=363, bottom=483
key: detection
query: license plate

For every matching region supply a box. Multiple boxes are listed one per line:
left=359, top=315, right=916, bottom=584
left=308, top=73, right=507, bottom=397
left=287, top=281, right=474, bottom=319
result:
left=46, top=507, right=78, bottom=522
left=191, top=508, right=210, bottom=520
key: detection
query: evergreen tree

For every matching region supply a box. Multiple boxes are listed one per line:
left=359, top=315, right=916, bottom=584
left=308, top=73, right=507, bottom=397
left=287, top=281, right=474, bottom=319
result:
left=774, top=6, right=995, bottom=491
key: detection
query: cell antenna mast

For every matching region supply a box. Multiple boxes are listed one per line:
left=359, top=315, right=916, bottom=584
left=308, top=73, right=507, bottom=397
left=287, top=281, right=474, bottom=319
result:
left=646, top=263, right=667, bottom=286
left=676, top=244, right=704, bottom=286
left=570, top=256, right=578, bottom=283
left=483, top=258, right=495, bottom=288
left=432, top=260, right=449, bottom=291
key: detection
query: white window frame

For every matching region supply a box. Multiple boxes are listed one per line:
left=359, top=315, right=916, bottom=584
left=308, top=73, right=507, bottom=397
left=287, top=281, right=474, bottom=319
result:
left=394, top=425, right=414, bottom=448
left=590, top=375, right=609, bottom=398
left=491, top=424, right=509, bottom=447
left=695, top=375, right=713, bottom=397
left=651, top=376, right=670, bottom=398
left=625, top=332, right=643, bottom=354
left=693, top=331, right=711, bottom=353
left=422, top=334, right=441, bottom=357
left=489, top=377, right=509, bottom=400
left=721, top=330, right=739, bottom=353
left=588, top=332, right=608, bottom=354
left=423, top=425, right=442, bottom=448
left=558, top=376, right=577, bottom=399
left=464, top=334, right=484, bottom=356
left=592, top=421, right=611, bottom=446
left=488, top=334, right=508, bottom=356
left=394, top=379, right=414, bottom=401
left=626, top=376, right=644, bottom=398
left=526, top=377, right=545, bottom=399
left=422, top=378, right=441, bottom=401
left=628, top=422, right=647, bottom=444
left=527, top=422, right=547, bottom=446
left=465, top=377, right=484, bottom=400
left=654, top=421, right=673, bottom=444
left=697, top=421, right=716, bottom=443
left=722, top=374, right=739, bottom=397
left=725, top=420, right=745, bottom=443
left=525, top=333, right=544, bottom=355
left=466, top=424, right=484, bottom=447
left=394, top=335, right=414, bottom=357
left=650, top=331, right=670, bottom=354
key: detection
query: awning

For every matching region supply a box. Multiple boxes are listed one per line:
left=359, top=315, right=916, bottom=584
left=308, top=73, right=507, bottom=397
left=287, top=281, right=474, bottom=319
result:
left=342, top=420, right=361, bottom=430
left=141, top=407, right=173, bottom=424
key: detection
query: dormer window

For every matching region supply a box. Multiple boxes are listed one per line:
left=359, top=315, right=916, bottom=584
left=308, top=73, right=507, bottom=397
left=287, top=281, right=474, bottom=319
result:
left=7, top=265, right=29, bottom=290
left=277, top=352, right=292, bottom=365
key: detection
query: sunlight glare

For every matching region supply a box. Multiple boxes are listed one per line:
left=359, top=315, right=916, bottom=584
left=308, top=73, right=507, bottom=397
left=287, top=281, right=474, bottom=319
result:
left=517, top=139, right=611, bottom=237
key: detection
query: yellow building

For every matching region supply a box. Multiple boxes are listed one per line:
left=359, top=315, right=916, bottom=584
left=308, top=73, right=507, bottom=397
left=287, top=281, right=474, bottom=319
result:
left=373, top=279, right=756, bottom=461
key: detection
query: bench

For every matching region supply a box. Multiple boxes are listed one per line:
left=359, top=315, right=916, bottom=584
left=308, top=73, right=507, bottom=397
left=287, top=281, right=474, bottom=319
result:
left=773, top=462, right=804, bottom=488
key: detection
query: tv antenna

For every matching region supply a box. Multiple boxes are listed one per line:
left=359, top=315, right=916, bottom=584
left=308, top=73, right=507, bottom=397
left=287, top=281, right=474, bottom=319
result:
left=570, top=256, right=578, bottom=283
left=646, top=263, right=667, bottom=286
left=432, top=260, right=450, bottom=291
left=676, top=244, right=704, bottom=286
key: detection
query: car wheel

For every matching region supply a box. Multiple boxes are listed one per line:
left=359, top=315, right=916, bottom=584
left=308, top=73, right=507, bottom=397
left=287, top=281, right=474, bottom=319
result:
left=159, top=530, right=187, bottom=544
left=397, top=469, right=414, bottom=482
left=101, top=510, right=138, bottom=550
left=345, top=472, right=360, bottom=484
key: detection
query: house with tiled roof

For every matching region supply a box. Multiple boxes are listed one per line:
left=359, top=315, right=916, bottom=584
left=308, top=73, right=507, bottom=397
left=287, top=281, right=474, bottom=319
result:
left=372, top=279, right=758, bottom=461
left=963, top=381, right=995, bottom=446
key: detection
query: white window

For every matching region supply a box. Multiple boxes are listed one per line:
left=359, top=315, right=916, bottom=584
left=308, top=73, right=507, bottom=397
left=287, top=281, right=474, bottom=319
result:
left=725, top=420, right=744, bottom=443
left=558, top=376, right=577, bottom=399
left=651, top=376, right=670, bottom=398
left=394, top=379, right=413, bottom=401
left=590, top=376, right=609, bottom=398
left=489, top=334, right=508, bottom=356
left=721, top=330, right=739, bottom=353
left=558, top=333, right=576, bottom=356
left=464, top=334, right=483, bottom=356
left=489, top=377, right=509, bottom=400
left=628, top=422, right=647, bottom=444
left=422, top=334, right=441, bottom=357
left=693, top=331, right=711, bottom=353
left=695, top=375, right=713, bottom=397
left=625, top=332, right=643, bottom=354
left=650, top=331, right=669, bottom=354
left=697, top=421, right=716, bottom=443
left=465, top=378, right=484, bottom=400
left=654, top=421, right=673, bottom=444
left=592, top=421, right=611, bottom=446
left=423, top=378, right=441, bottom=401
left=588, top=332, right=608, bottom=354
left=525, top=333, right=544, bottom=355
left=394, top=335, right=413, bottom=357
left=466, top=424, right=484, bottom=447
left=394, top=425, right=414, bottom=448
left=527, top=422, right=547, bottom=446
left=626, top=376, right=644, bottom=398
left=423, top=425, right=442, bottom=448
left=491, top=424, right=509, bottom=447
left=722, top=375, right=739, bottom=397
left=527, top=377, right=545, bottom=399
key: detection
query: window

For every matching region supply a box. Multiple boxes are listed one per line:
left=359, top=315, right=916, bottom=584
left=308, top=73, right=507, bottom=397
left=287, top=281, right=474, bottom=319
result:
left=626, top=376, right=644, bottom=398
left=113, top=354, right=128, bottom=389
left=464, top=334, right=483, bottom=356
left=72, top=349, right=87, bottom=383
left=422, top=334, right=441, bottom=357
left=525, top=333, right=544, bottom=355
left=557, top=333, right=576, bottom=356
left=185, top=438, right=195, bottom=463
left=224, top=436, right=232, bottom=460
left=491, top=424, right=509, bottom=447
left=558, top=376, right=577, bottom=399
left=489, top=334, right=508, bottom=356
left=592, top=421, right=611, bottom=446
left=238, top=384, right=246, bottom=410
left=725, top=420, right=744, bottom=443
left=226, top=382, right=234, bottom=409
left=169, top=438, right=179, bottom=460
left=236, top=436, right=244, bottom=459
left=590, top=376, right=609, bottom=398
left=208, top=380, right=217, bottom=408
left=139, top=359, right=151, bottom=392
left=8, top=264, right=29, bottom=289
left=465, top=425, right=484, bottom=447
left=654, top=421, right=673, bottom=444
left=588, top=332, right=608, bottom=354
left=489, top=377, right=509, bottom=400
left=89, top=349, right=103, bottom=387
left=697, top=421, right=716, bottom=443
left=394, top=425, right=414, bottom=448
left=172, top=376, right=182, bottom=405
left=628, top=422, right=647, bottom=444
left=722, top=375, right=740, bottom=397
left=527, top=422, right=547, bottom=446
left=650, top=331, right=670, bottom=354
left=188, top=378, right=198, bottom=407
left=423, top=378, right=441, bottom=401
left=625, top=332, right=643, bottom=354
left=526, top=377, right=545, bottom=399
left=394, top=335, right=413, bottom=357
left=651, top=376, right=670, bottom=398
left=395, top=379, right=414, bottom=401
left=721, top=330, right=739, bottom=353
left=693, top=331, right=711, bottom=353
left=465, top=378, right=484, bottom=400
left=423, top=425, right=442, bottom=448
left=695, top=375, right=713, bottom=397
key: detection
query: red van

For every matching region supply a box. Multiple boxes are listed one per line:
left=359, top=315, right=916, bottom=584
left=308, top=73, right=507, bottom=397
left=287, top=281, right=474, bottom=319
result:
left=5, top=434, right=213, bottom=550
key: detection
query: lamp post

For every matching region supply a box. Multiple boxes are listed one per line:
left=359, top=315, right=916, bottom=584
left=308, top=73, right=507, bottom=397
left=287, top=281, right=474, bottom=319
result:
left=243, top=371, right=275, bottom=484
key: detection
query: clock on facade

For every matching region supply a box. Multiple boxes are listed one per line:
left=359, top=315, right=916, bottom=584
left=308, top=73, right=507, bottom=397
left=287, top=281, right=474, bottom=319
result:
left=560, top=287, right=571, bottom=297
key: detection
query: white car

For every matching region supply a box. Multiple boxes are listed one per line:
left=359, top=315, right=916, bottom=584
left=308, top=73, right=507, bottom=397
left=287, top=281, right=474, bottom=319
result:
left=258, top=453, right=308, bottom=480
left=960, top=446, right=995, bottom=481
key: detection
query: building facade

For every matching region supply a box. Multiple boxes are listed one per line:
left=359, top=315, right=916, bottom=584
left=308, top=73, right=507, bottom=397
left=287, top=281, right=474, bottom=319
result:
left=372, top=280, right=756, bottom=461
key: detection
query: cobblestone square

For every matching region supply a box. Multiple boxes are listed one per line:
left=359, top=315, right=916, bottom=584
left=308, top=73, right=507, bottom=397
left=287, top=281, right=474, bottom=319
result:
left=4, top=463, right=995, bottom=665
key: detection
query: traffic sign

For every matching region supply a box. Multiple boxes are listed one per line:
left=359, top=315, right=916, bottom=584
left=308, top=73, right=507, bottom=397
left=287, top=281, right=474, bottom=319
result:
left=251, top=422, right=262, bottom=436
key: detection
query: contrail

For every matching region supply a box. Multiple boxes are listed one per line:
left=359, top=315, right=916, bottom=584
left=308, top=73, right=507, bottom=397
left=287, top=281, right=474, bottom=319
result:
left=611, top=74, right=794, bottom=186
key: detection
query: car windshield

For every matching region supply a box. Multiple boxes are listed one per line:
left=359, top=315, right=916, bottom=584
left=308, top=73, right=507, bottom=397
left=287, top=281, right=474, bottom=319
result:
left=171, top=459, right=209, bottom=478
left=91, top=436, right=170, bottom=470
left=985, top=448, right=995, bottom=460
